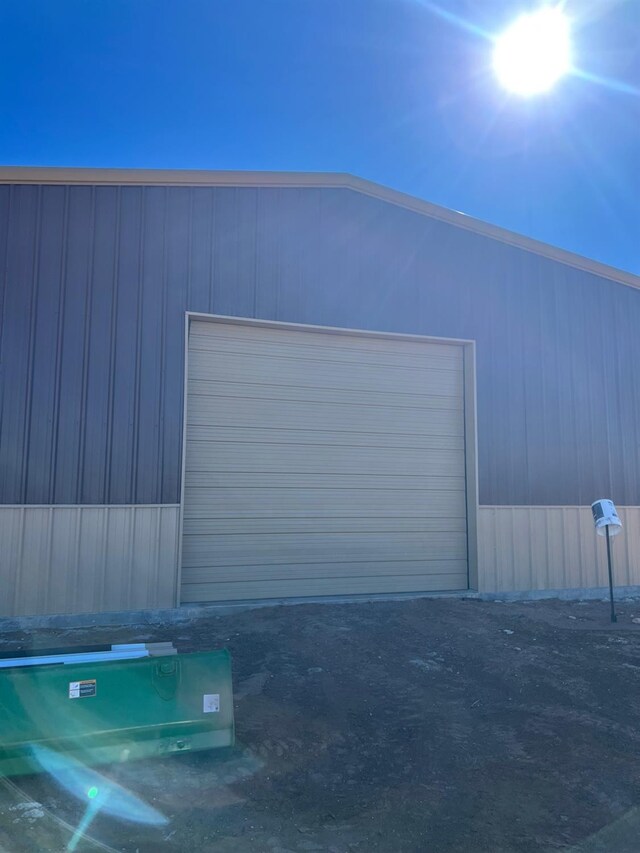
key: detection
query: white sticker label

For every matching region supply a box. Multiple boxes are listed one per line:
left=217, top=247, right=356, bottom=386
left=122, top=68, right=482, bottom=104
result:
left=69, top=679, right=96, bottom=699
left=203, top=693, right=220, bottom=713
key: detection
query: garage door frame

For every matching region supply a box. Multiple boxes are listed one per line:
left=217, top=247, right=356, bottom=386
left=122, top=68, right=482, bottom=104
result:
left=177, top=312, right=478, bottom=605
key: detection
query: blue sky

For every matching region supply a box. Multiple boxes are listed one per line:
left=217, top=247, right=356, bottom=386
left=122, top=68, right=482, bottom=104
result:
left=1, top=0, right=638, bottom=273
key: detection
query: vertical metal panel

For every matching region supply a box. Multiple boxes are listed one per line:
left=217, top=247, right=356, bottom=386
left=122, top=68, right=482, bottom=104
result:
left=0, top=186, right=40, bottom=502
left=24, top=187, right=67, bottom=503
left=162, top=188, right=191, bottom=505
left=0, top=505, right=179, bottom=616
left=52, top=186, right=94, bottom=503
left=478, top=506, right=640, bottom=592
left=0, top=185, right=9, bottom=339
left=2, top=182, right=640, bottom=506
left=187, top=187, right=216, bottom=314
left=78, top=186, right=117, bottom=502
left=135, top=187, right=168, bottom=504
left=212, top=188, right=259, bottom=318
left=108, top=187, right=143, bottom=503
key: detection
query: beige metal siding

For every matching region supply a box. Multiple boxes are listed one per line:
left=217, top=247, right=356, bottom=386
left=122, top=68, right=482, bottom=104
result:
left=478, top=506, right=640, bottom=592
left=181, top=319, right=469, bottom=602
left=0, top=505, right=180, bottom=617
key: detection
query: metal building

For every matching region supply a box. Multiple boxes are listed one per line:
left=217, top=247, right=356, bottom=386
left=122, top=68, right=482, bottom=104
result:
left=1, top=167, right=640, bottom=617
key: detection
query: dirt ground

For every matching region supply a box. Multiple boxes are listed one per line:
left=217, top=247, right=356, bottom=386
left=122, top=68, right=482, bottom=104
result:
left=2, top=596, right=640, bottom=852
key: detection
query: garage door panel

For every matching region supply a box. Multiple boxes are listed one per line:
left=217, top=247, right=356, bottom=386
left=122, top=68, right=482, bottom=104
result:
left=182, top=320, right=469, bottom=601
left=181, top=572, right=470, bottom=602
left=186, top=425, right=465, bottom=451
left=187, top=396, right=463, bottom=435
left=182, top=531, right=468, bottom=568
left=190, top=322, right=463, bottom=366
left=183, top=560, right=468, bottom=584
left=186, top=474, right=465, bottom=492
left=189, top=352, right=463, bottom=396
left=189, top=335, right=463, bottom=372
left=186, top=443, right=465, bottom=476
left=184, top=486, right=466, bottom=518
left=188, top=379, right=462, bottom=410
left=183, top=516, right=469, bottom=535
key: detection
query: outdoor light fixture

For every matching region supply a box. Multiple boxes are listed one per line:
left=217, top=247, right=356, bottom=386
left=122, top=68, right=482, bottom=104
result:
left=591, top=499, right=622, bottom=623
left=493, top=7, right=572, bottom=96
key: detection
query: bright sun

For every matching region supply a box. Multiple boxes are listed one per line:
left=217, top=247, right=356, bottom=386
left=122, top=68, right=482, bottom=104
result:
left=493, top=7, right=572, bottom=96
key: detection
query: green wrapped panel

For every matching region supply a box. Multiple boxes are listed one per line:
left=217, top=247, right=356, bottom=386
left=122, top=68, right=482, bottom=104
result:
left=0, top=649, right=234, bottom=777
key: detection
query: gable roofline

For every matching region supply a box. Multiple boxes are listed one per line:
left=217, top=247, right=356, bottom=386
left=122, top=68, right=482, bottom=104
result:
left=1, top=165, right=638, bottom=292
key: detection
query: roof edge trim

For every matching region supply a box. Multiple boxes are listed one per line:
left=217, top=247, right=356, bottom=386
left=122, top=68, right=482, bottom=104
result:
left=0, top=166, right=638, bottom=291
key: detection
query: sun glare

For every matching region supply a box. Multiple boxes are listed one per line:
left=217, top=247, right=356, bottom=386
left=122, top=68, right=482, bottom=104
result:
left=493, top=7, right=572, bottom=96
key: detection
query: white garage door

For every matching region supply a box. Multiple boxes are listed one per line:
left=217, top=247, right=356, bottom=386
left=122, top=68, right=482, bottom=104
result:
left=181, top=318, right=469, bottom=602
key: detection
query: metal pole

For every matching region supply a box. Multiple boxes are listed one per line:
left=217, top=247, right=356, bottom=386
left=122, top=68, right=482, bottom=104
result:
left=605, top=524, right=617, bottom=623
